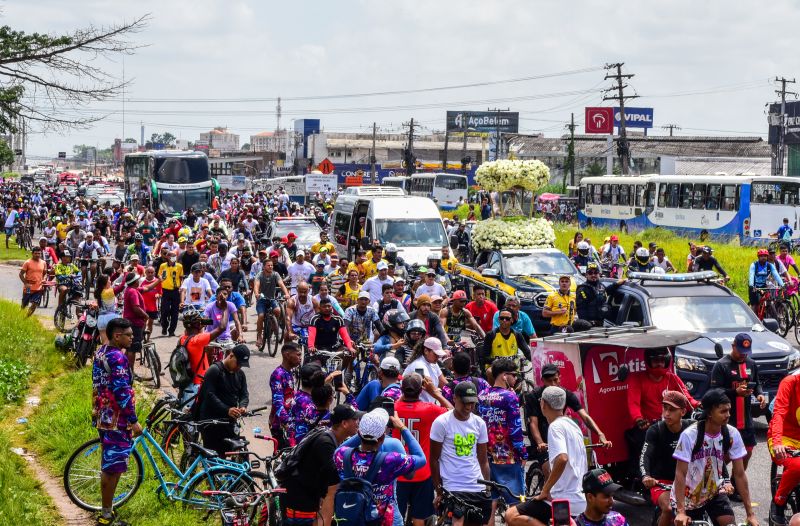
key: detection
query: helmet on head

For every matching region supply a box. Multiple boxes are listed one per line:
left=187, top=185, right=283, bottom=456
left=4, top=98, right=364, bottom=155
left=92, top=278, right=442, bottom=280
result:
left=427, top=253, right=441, bottom=264
left=405, top=319, right=427, bottom=338
left=644, top=347, right=671, bottom=369
left=385, top=309, right=410, bottom=327
left=757, top=249, right=769, bottom=257
left=635, top=247, right=651, bottom=265
left=384, top=243, right=398, bottom=254
left=577, top=241, right=590, bottom=256
left=182, top=309, right=205, bottom=328
left=134, top=233, right=144, bottom=241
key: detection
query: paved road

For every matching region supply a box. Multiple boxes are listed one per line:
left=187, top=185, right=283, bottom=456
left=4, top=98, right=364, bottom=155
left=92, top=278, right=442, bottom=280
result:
left=0, top=263, right=782, bottom=524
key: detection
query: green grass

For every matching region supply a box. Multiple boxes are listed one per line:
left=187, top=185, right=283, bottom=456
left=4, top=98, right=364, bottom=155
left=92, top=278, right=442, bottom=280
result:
left=0, top=241, right=32, bottom=262
left=0, top=430, right=60, bottom=525
left=554, top=225, right=754, bottom=301
left=26, top=369, right=206, bottom=526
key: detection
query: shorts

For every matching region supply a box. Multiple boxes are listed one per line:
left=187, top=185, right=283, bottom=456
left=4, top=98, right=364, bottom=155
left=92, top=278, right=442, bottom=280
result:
left=672, top=494, right=734, bottom=523
left=282, top=509, right=317, bottom=526
left=515, top=499, right=553, bottom=525
left=490, top=463, right=525, bottom=504
left=21, top=290, right=42, bottom=307
left=748, top=288, right=760, bottom=305
left=396, top=478, right=435, bottom=520
left=4, top=227, right=13, bottom=235
left=445, top=491, right=492, bottom=525
left=256, top=297, right=278, bottom=315
left=649, top=479, right=673, bottom=505
left=97, top=312, right=119, bottom=331
left=99, top=429, right=133, bottom=474
left=129, top=325, right=143, bottom=354
left=146, top=310, right=158, bottom=320
left=739, top=428, right=756, bottom=450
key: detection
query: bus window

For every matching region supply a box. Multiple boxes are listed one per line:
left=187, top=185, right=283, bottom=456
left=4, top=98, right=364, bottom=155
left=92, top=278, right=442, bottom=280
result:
left=679, top=183, right=693, bottom=209
left=635, top=185, right=644, bottom=208
left=611, top=185, right=619, bottom=205
left=584, top=185, right=593, bottom=205
left=333, top=212, right=351, bottom=246
left=601, top=184, right=611, bottom=205
left=721, top=184, right=738, bottom=211
left=618, top=185, right=629, bottom=206
left=578, top=187, right=585, bottom=210
left=646, top=183, right=655, bottom=211
left=435, top=174, right=467, bottom=190
left=657, top=184, right=667, bottom=208
left=692, top=184, right=706, bottom=210
left=593, top=184, right=602, bottom=205
left=667, top=183, right=680, bottom=208
left=706, top=184, right=720, bottom=210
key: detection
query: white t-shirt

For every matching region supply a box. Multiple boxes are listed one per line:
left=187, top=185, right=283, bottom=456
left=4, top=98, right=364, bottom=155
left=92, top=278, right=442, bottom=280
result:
left=362, top=275, right=394, bottom=304
left=415, top=282, right=446, bottom=298
left=430, top=411, right=488, bottom=493
left=547, top=417, right=588, bottom=514
left=652, top=257, right=672, bottom=271
left=671, top=424, right=746, bottom=510
left=180, top=277, right=212, bottom=306
left=403, top=357, right=443, bottom=404
left=287, top=261, right=315, bottom=293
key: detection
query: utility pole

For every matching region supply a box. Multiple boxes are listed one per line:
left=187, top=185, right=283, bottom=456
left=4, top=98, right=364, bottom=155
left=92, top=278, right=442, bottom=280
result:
left=775, top=77, right=797, bottom=176
left=488, top=107, right=510, bottom=160
left=565, top=112, right=576, bottom=188
left=462, top=114, right=469, bottom=174
left=603, top=63, right=638, bottom=175
left=370, top=122, right=377, bottom=184
left=661, top=124, right=681, bottom=137
left=402, top=118, right=417, bottom=176
left=442, top=131, right=449, bottom=173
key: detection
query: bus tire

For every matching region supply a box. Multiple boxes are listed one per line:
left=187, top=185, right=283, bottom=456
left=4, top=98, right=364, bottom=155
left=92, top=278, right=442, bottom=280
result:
left=620, top=220, right=628, bottom=234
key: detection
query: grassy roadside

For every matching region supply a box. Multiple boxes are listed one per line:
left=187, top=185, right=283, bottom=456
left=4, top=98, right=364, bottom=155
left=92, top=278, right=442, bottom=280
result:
left=0, top=240, right=31, bottom=262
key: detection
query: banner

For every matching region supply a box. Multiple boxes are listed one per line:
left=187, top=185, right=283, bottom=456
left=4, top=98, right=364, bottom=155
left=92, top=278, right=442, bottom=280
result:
left=768, top=101, right=800, bottom=145
left=446, top=111, right=519, bottom=133
left=306, top=172, right=337, bottom=193
left=613, top=107, right=654, bottom=129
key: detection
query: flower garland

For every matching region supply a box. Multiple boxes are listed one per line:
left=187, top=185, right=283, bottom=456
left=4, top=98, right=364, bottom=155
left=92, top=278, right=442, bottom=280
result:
left=475, top=159, right=550, bottom=192
left=471, top=217, right=556, bottom=252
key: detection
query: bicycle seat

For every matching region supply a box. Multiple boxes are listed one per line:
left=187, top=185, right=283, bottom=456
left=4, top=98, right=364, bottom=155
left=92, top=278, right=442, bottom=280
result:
left=188, top=442, right=219, bottom=458
left=223, top=437, right=250, bottom=450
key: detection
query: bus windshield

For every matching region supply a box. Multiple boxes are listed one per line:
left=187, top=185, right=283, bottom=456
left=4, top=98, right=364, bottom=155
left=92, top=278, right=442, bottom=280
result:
left=375, top=218, right=447, bottom=247
left=751, top=181, right=800, bottom=205
left=435, top=174, right=467, bottom=190
left=159, top=188, right=213, bottom=214
left=154, top=157, right=210, bottom=184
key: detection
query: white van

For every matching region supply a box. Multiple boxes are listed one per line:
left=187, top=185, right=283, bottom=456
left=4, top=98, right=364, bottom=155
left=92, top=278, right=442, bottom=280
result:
left=330, top=189, right=447, bottom=265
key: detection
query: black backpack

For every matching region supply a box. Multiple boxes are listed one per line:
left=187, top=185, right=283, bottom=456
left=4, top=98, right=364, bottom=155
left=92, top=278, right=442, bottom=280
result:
left=168, top=335, right=196, bottom=390
left=274, top=424, right=328, bottom=483
left=333, top=449, right=387, bottom=526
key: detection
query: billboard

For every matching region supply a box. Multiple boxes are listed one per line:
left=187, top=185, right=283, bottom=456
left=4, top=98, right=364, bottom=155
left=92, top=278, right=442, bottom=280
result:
left=585, top=107, right=614, bottom=134
left=613, top=107, right=654, bottom=129
left=446, top=111, right=519, bottom=133
left=306, top=172, right=337, bottom=193
left=768, top=101, right=800, bottom=145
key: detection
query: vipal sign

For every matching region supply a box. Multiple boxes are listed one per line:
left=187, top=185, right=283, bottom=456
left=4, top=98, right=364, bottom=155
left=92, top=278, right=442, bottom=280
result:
left=613, top=107, right=654, bottom=129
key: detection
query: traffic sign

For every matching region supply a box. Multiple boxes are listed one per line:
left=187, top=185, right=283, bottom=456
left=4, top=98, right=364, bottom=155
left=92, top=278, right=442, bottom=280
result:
left=318, top=158, right=335, bottom=174
left=58, top=152, right=66, bottom=159
left=585, top=107, right=614, bottom=134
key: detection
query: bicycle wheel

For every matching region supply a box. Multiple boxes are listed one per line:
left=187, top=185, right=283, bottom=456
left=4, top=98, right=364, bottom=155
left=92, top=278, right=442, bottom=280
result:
left=183, top=467, right=257, bottom=510
left=773, top=301, right=792, bottom=337
left=41, top=286, right=50, bottom=308
left=63, top=438, right=144, bottom=512
left=162, top=422, right=194, bottom=471
left=144, top=343, right=161, bottom=389
left=259, top=315, right=271, bottom=354
left=74, top=338, right=95, bottom=369
left=266, top=314, right=279, bottom=357
left=54, top=302, right=74, bottom=333
left=525, top=461, right=544, bottom=497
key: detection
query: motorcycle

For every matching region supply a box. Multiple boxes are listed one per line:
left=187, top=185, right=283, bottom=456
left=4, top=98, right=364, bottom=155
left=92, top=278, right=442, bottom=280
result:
left=72, top=304, right=100, bottom=368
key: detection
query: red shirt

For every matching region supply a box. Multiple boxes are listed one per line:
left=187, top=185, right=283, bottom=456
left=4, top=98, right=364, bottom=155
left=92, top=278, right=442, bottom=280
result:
left=181, top=332, right=213, bottom=385
left=465, top=299, right=499, bottom=333
left=626, top=370, right=698, bottom=424
left=769, top=374, right=800, bottom=451
left=392, top=399, right=447, bottom=481
left=140, top=278, right=161, bottom=312
left=122, top=287, right=147, bottom=328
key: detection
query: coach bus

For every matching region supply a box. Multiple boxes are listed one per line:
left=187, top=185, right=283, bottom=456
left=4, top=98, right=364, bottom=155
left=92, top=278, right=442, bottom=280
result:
left=124, top=150, right=218, bottom=214
left=408, top=172, right=468, bottom=210
left=577, top=174, right=800, bottom=245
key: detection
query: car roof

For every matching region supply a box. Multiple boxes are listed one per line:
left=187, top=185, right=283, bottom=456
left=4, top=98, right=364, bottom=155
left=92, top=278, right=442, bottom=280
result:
left=621, top=280, right=734, bottom=298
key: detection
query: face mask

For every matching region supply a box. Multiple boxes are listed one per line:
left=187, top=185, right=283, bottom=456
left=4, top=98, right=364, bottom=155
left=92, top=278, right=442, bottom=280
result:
left=169, top=257, right=177, bottom=263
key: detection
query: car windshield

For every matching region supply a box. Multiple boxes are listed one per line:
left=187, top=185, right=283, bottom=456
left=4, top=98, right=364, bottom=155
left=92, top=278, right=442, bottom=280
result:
left=648, top=296, right=759, bottom=331
left=273, top=222, right=321, bottom=247
left=504, top=252, right=577, bottom=276
left=159, top=188, right=212, bottom=214
left=375, top=219, right=447, bottom=247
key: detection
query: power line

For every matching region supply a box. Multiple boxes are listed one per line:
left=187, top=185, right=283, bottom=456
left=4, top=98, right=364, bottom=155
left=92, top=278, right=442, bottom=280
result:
left=603, top=62, right=638, bottom=175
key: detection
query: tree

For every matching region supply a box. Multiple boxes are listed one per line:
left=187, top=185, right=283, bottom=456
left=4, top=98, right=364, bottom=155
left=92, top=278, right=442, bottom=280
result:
left=585, top=161, right=605, bottom=177
left=124, top=137, right=137, bottom=143
left=0, top=16, right=149, bottom=133
left=0, top=138, right=13, bottom=169
left=149, top=131, right=176, bottom=147
left=241, top=143, right=251, bottom=151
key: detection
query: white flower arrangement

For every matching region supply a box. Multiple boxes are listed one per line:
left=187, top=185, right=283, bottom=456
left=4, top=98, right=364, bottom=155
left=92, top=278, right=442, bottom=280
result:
left=471, top=217, right=556, bottom=251
left=475, top=159, right=550, bottom=192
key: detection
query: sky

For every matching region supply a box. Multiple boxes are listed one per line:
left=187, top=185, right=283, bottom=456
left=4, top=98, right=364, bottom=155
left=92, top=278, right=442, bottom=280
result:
left=5, top=0, right=800, bottom=158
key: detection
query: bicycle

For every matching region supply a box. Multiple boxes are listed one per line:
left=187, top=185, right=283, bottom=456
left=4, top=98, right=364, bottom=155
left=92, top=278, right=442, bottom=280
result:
left=15, top=222, right=31, bottom=250
left=770, top=448, right=800, bottom=523
left=201, top=487, right=286, bottom=526
left=40, top=277, right=55, bottom=308
left=63, top=420, right=260, bottom=513
left=137, top=340, right=162, bottom=389
left=477, top=478, right=526, bottom=524
left=54, top=282, right=86, bottom=333
left=435, top=487, right=484, bottom=526
left=755, top=287, right=793, bottom=337
left=344, top=342, right=378, bottom=396
left=257, top=295, right=285, bottom=357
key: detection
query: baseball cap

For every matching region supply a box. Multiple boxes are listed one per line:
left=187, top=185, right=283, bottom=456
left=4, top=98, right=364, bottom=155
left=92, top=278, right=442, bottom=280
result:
left=541, top=386, right=566, bottom=410
left=129, top=253, right=140, bottom=261
left=662, top=390, right=690, bottom=411
left=315, top=260, right=325, bottom=267
left=453, top=381, right=479, bottom=403
left=269, top=250, right=280, bottom=258
left=733, top=333, right=752, bottom=354
left=296, top=250, right=305, bottom=257
left=359, top=408, right=390, bottom=441
left=426, top=269, right=436, bottom=276
left=379, top=356, right=401, bottom=374
left=541, top=364, right=560, bottom=378
left=280, top=236, right=288, bottom=244
left=424, top=337, right=446, bottom=357
left=582, top=468, right=622, bottom=495
left=451, top=290, right=467, bottom=301
left=401, top=374, right=423, bottom=397
left=376, top=261, right=389, bottom=271
left=358, top=291, right=371, bottom=300
left=287, top=232, right=297, bottom=240
left=232, top=344, right=251, bottom=368
left=330, top=404, right=362, bottom=425
left=430, top=294, right=444, bottom=303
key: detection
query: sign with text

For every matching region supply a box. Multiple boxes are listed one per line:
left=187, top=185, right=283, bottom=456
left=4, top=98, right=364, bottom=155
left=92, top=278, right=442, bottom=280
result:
left=585, top=107, right=614, bottom=134
left=768, top=101, right=800, bottom=145
left=446, top=111, right=519, bottom=133
left=306, top=172, right=337, bottom=193
left=614, top=107, right=654, bottom=129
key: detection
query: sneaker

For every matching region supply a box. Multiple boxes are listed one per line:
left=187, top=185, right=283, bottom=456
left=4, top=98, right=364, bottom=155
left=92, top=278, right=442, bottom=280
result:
left=770, top=500, right=787, bottom=526
left=96, top=511, right=130, bottom=526
left=161, top=328, right=167, bottom=336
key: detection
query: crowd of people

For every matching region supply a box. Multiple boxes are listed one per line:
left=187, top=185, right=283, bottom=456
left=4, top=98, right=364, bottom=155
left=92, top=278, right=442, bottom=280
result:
left=4, top=177, right=800, bottom=526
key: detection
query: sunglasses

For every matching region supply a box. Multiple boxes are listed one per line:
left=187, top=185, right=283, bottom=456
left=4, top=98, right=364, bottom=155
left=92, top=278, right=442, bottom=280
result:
left=586, top=270, right=599, bottom=275
left=499, top=316, right=512, bottom=321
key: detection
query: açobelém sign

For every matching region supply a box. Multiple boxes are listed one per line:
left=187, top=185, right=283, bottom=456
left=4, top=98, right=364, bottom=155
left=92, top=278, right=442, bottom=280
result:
left=613, top=107, right=654, bottom=129
left=446, top=111, right=519, bottom=133
left=768, top=101, right=800, bottom=145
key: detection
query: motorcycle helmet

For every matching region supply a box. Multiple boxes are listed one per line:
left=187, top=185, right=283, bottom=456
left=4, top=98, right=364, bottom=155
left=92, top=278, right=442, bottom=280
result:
left=385, top=243, right=398, bottom=254
left=183, top=309, right=205, bottom=328
left=635, top=247, right=651, bottom=265
left=385, top=309, right=410, bottom=328
left=644, top=347, right=671, bottom=369
left=405, top=319, right=427, bottom=340
left=54, top=334, right=72, bottom=352
left=577, top=241, right=590, bottom=257
left=134, top=233, right=144, bottom=241
left=427, top=253, right=441, bottom=266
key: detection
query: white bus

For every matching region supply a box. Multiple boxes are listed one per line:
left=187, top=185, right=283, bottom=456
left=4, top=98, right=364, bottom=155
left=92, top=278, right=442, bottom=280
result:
left=408, top=173, right=468, bottom=210
left=381, top=176, right=410, bottom=192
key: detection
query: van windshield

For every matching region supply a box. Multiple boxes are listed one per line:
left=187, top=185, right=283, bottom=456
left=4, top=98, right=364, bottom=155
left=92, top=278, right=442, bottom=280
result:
left=375, top=219, right=447, bottom=247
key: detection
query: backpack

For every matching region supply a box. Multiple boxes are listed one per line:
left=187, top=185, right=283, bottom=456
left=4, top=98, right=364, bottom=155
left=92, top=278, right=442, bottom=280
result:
left=333, top=449, right=387, bottom=526
left=168, top=335, right=196, bottom=390
left=274, top=423, right=328, bottom=483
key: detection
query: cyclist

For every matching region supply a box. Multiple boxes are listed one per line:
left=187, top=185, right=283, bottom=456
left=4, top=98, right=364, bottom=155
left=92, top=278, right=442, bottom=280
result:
left=769, top=373, right=800, bottom=525
left=355, top=356, right=403, bottom=409
left=628, top=247, right=655, bottom=273
left=403, top=337, right=449, bottom=404
left=774, top=217, right=794, bottom=248
left=38, top=236, right=59, bottom=270
left=651, top=247, right=675, bottom=273
left=125, top=233, right=151, bottom=265
left=439, top=289, right=485, bottom=342
left=778, top=243, right=800, bottom=276
left=601, top=235, right=626, bottom=276
left=396, top=318, right=427, bottom=366
left=343, top=291, right=383, bottom=344
left=465, top=286, right=498, bottom=334
left=307, top=297, right=354, bottom=363
left=692, top=246, right=729, bottom=280
left=480, top=309, right=531, bottom=373
left=575, top=469, right=629, bottom=526
left=672, top=389, right=758, bottom=526
left=640, top=391, right=692, bottom=526
left=748, top=248, right=784, bottom=310
left=374, top=309, right=410, bottom=361
left=269, top=343, right=303, bottom=449
left=768, top=246, right=792, bottom=285
left=576, top=263, right=624, bottom=328
left=77, top=232, right=106, bottom=287
left=179, top=263, right=212, bottom=309
left=177, top=308, right=229, bottom=406
left=285, top=281, right=319, bottom=345
left=253, top=259, right=289, bottom=349
left=53, top=249, right=81, bottom=309
left=572, top=241, right=594, bottom=273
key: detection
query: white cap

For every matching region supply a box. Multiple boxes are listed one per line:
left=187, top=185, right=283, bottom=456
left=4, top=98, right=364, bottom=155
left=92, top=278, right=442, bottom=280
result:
left=358, top=291, right=371, bottom=300
left=296, top=250, right=305, bottom=257
left=424, top=337, right=446, bottom=357
left=379, top=356, right=401, bottom=373
left=376, top=261, right=389, bottom=271
left=359, top=408, right=389, bottom=440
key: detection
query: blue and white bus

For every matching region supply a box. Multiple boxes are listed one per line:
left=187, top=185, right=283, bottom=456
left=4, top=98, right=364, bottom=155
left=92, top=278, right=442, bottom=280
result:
left=409, top=173, right=468, bottom=210
left=577, top=174, right=800, bottom=245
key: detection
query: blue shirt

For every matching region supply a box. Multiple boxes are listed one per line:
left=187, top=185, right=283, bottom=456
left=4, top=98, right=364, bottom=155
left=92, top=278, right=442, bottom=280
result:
left=208, top=290, right=246, bottom=309
left=778, top=224, right=793, bottom=241
left=492, top=310, right=535, bottom=338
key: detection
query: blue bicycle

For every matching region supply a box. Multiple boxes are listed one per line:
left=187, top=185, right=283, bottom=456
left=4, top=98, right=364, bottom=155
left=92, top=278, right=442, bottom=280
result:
left=345, top=342, right=378, bottom=396
left=63, top=415, right=262, bottom=512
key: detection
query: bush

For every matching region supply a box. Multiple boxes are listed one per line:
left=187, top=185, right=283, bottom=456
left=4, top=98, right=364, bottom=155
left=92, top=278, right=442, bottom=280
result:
left=0, top=359, right=31, bottom=402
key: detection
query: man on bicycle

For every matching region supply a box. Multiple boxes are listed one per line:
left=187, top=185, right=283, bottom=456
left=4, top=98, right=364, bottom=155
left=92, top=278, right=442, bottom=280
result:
left=640, top=391, right=692, bottom=526
left=768, top=373, right=800, bottom=525
left=307, top=297, right=354, bottom=363
left=253, top=259, right=289, bottom=350
left=748, top=248, right=784, bottom=311
left=439, top=289, right=485, bottom=342
left=601, top=235, right=626, bottom=271
left=285, top=281, right=319, bottom=346
left=77, top=232, right=106, bottom=288
left=53, top=249, right=82, bottom=309
left=344, top=291, right=383, bottom=345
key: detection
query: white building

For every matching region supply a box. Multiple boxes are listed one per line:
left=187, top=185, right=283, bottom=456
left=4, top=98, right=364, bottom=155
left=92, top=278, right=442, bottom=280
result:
left=199, top=127, right=240, bottom=152
left=250, top=130, right=290, bottom=152
left=175, top=139, right=191, bottom=150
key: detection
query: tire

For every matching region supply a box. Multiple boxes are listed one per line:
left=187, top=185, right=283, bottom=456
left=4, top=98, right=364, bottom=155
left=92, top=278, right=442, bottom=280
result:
left=259, top=316, right=271, bottom=354
left=41, top=286, right=50, bottom=308
left=182, top=467, right=257, bottom=510
left=74, top=338, right=94, bottom=369
left=63, top=438, right=143, bottom=512
left=144, top=343, right=161, bottom=388
left=525, top=462, right=544, bottom=497
left=266, top=315, right=279, bottom=357
left=162, top=422, right=194, bottom=472
left=773, top=302, right=791, bottom=337
left=54, top=303, right=69, bottom=333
